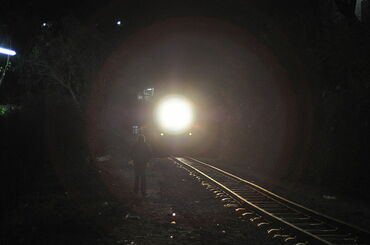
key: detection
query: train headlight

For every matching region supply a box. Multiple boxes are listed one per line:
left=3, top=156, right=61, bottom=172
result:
left=156, top=95, right=194, bottom=134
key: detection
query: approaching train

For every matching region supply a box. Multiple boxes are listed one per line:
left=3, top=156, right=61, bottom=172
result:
left=132, top=88, right=210, bottom=156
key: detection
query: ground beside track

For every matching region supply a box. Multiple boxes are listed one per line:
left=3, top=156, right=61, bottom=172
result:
left=3, top=156, right=281, bottom=245
left=197, top=158, right=370, bottom=231
left=95, top=157, right=281, bottom=245
left=7, top=155, right=367, bottom=245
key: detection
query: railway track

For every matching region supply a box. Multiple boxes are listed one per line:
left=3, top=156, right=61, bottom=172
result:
left=170, top=156, right=370, bottom=245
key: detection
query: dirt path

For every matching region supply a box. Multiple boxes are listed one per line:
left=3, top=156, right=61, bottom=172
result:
left=94, top=158, right=278, bottom=245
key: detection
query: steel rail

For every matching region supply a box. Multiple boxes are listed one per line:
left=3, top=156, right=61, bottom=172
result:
left=170, top=156, right=370, bottom=245
left=186, top=157, right=370, bottom=235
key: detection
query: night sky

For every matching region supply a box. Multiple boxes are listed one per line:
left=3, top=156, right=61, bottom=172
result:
left=1, top=0, right=309, bottom=51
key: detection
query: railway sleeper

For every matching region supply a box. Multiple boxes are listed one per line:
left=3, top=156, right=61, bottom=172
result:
left=318, top=233, right=354, bottom=239
left=292, top=222, right=329, bottom=228
left=272, top=234, right=293, bottom=241
left=283, top=218, right=324, bottom=225
left=221, top=181, right=242, bottom=185
left=247, top=199, right=279, bottom=203
left=310, top=231, right=348, bottom=237
left=237, top=192, right=265, bottom=196
left=241, top=211, right=255, bottom=217
left=251, top=201, right=284, bottom=206
left=229, top=188, right=257, bottom=192
left=238, top=195, right=266, bottom=199
left=212, top=178, right=231, bottom=183
left=320, top=237, right=359, bottom=244
left=263, top=208, right=296, bottom=214
left=224, top=183, right=248, bottom=188
left=244, top=199, right=276, bottom=204
left=331, top=244, right=367, bottom=245
left=215, top=192, right=227, bottom=197
left=224, top=203, right=239, bottom=208
left=233, top=191, right=262, bottom=196
left=221, top=197, right=233, bottom=202
left=272, top=213, right=306, bottom=218
left=255, top=205, right=287, bottom=210
left=250, top=216, right=263, bottom=222
left=305, top=228, right=339, bottom=235
left=256, top=222, right=272, bottom=228
left=267, top=228, right=282, bottom=234
left=282, top=217, right=312, bottom=222
left=252, top=201, right=283, bottom=205
left=230, top=186, right=258, bottom=191
left=271, top=211, right=307, bottom=217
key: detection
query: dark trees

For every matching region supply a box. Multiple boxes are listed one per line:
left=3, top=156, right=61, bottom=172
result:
left=19, top=16, right=105, bottom=109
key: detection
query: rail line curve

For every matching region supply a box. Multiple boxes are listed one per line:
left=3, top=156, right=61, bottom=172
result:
left=170, top=156, right=370, bottom=245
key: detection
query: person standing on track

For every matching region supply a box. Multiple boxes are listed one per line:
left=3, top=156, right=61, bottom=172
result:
left=130, top=134, right=152, bottom=197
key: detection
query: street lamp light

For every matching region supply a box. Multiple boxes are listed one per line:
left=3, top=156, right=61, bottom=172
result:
left=0, top=47, right=16, bottom=56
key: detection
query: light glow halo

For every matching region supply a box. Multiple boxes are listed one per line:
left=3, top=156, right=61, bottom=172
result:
left=155, top=95, right=194, bottom=134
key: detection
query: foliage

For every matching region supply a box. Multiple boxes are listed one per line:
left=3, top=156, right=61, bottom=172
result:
left=0, top=53, right=13, bottom=87
left=0, top=104, right=20, bottom=116
left=0, top=61, right=11, bottom=73
left=19, top=16, right=105, bottom=109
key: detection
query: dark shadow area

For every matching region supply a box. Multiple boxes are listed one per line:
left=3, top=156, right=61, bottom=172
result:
left=0, top=98, right=127, bottom=244
left=1, top=0, right=369, bottom=243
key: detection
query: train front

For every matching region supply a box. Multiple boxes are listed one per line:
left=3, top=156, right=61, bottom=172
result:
left=150, top=94, right=197, bottom=156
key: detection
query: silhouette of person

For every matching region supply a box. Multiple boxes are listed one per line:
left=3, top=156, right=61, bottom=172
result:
left=131, top=134, right=151, bottom=196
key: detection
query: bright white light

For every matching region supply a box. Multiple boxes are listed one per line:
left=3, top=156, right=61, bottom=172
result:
left=0, top=47, right=16, bottom=56
left=156, top=96, right=193, bottom=134
left=116, top=20, right=122, bottom=25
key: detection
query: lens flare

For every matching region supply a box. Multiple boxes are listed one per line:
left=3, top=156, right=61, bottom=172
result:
left=156, top=96, right=193, bottom=134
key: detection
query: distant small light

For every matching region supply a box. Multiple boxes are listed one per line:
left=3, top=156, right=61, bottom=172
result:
left=42, top=22, right=47, bottom=27
left=160, top=133, right=164, bottom=136
left=172, top=212, right=176, bottom=216
left=116, top=20, right=122, bottom=26
left=188, top=132, right=192, bottom=136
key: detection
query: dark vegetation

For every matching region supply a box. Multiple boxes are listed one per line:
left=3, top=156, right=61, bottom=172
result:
left=214, top=1, right=370, bottom=197
left=0, top=0, right=369, bottom=243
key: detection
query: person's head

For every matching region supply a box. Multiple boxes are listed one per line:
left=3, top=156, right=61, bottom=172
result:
left=137, top=134, right=146, bottom=144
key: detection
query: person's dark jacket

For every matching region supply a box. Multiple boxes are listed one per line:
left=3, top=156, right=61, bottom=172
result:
left=131, top=142, right=151, bottom=164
